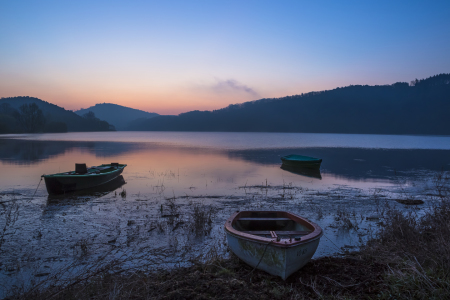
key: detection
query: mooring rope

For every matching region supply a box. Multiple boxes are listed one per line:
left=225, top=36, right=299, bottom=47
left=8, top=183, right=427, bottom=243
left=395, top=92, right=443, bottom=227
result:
left=32, top=177, right=43, bottom=199
left=245, top=240, right=273, bottom=277
left=322, top=232, right=342, bottom=253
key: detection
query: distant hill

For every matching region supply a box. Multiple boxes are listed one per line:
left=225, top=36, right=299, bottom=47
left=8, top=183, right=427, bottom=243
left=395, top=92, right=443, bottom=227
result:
left=127, top=74, right=450, bottom=135
left=0, top=96, right=114, bottom=132
left=75, top=103, right=159, bottom=130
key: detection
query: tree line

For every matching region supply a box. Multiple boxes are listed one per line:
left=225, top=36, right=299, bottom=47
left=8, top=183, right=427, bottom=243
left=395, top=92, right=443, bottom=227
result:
left=0, top=102, right=114, bottom=134
left=127, top=73, right=450, bottom=135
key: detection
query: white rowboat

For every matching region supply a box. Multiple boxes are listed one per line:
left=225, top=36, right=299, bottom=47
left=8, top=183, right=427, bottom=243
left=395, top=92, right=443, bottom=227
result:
left=225, top=211, right=323, bottom=280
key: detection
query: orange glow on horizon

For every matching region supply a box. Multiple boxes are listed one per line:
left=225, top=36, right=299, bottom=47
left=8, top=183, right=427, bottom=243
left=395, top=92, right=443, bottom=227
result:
left=0, top=79, right=349, bottom=115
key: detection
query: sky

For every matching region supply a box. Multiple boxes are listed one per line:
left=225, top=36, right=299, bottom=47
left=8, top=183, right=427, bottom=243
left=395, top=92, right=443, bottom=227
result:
left=1, top=1, right=450, bottom=115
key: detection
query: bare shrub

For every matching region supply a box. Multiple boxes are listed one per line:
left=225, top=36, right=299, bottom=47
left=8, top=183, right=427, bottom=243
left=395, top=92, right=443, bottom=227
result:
left=332, top=206, right=359, bottom=230
left=187, top=201, right=217, bottom=236
left=361, top=174, right=450, bottom=298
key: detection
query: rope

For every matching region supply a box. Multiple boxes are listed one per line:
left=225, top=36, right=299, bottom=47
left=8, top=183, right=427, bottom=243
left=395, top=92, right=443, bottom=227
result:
left=322, top=232, right=342, bottom=253
left=32, top=177, right=43, bottom=199
left=0, top=177, right=43, bottom=204
left=245, top=240, right=273, bottom=277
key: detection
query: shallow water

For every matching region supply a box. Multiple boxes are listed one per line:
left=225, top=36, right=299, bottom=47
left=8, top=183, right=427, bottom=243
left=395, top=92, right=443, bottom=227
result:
left=1, top=132, right=449, bottom=294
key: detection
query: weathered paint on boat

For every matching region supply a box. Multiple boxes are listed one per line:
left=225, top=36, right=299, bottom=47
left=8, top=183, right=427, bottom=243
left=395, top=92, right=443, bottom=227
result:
left=42, top=163, right=127, bottom=195
left=280, top=154, right=322, bottom=169
left=224, top=211, right=323, bottom=280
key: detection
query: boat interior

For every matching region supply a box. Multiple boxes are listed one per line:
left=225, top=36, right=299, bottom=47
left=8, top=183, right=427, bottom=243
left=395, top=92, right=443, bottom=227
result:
left=62, top=163, right=124, bottom=175
left=233, top=211, right=313, bottom=241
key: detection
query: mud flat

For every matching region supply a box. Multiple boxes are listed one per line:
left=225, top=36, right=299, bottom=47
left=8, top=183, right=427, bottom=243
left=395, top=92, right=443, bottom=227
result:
left=2, top=172, right=449, bottom=299
left=7, top=193, right=450, bottom=300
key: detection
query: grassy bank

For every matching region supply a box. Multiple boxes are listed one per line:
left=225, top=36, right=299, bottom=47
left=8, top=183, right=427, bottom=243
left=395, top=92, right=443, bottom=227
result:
left=5, top=174, right=450, bottom=299
left=6, top=202, right=449, bottom=299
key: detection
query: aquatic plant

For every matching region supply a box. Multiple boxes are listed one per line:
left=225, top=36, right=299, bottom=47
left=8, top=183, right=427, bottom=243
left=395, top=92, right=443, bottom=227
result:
left=187, top=201, right=217, bottom=236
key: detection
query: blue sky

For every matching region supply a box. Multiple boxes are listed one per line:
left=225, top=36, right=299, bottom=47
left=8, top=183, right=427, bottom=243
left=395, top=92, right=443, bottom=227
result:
left=1, top=0, right=449, bottom=114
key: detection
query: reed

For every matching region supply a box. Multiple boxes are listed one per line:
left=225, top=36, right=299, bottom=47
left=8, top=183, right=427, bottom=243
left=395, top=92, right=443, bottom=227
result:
left=4, top=172, right=450, bottom=299
left=187, top=201, right=217, bottom=236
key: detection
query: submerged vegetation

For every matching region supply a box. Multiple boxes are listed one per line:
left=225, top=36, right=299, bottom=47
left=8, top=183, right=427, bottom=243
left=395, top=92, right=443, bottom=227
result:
left=1, top=172, right=450, bottom=299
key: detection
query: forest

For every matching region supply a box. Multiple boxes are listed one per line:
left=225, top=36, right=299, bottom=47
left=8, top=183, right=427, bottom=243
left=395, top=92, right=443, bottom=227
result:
left=0, top=97, right=115, bottom=133
left=127, top=74, right=450, bottom=135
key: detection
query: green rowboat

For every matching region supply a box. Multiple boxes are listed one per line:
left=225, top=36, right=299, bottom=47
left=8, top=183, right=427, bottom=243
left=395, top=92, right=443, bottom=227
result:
left=42, top=163, right=127, bottom=195
left=280, top=154, right=322, bottom=169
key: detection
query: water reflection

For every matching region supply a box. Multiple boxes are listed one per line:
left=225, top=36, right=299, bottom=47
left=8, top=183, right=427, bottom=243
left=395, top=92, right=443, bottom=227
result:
left=1, top=132, right=449, bottom=294
left=0, top=139, right=140, bottom=164
left=228, top=147, right=450, bottom=180
left=1, top=137, right=449, bottom=185
left=280, top=165, right=322, bottom=179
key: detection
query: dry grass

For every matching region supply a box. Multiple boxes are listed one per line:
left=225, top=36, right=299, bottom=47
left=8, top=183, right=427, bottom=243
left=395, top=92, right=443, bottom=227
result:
left=4, top=252, right=387, bottom=300
left=358, top=171, right=450, bottom=299
left=187, top=201, right=217, bottom=236
left=4, top=172, right=450, bottom=299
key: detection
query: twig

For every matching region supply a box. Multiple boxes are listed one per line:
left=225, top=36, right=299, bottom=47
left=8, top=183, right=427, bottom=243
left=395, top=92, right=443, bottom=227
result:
left=319, top=275, right=362, bottom=288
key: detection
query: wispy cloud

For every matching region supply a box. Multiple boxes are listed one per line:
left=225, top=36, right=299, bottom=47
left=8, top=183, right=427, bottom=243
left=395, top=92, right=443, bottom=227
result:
left=209, top=79, right=260, bottom=98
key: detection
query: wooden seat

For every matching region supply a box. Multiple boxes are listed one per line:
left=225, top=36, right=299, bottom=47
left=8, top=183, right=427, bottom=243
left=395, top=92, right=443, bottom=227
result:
left=243, top=230, right=312, bottom=236
left=238, top=217, right=292, bottom=221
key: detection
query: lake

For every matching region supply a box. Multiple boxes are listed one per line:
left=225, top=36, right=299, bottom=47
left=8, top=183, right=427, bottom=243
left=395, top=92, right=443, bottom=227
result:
left=1, top=132, right=449, bottom=294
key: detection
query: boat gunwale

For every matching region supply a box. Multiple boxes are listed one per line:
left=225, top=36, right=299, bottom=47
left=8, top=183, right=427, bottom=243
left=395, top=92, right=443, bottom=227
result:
left=42, top=164, right=127, bottom=178
left=280, top=155, right=322, bottom=163
left=224, top=211, right=323, bottom=248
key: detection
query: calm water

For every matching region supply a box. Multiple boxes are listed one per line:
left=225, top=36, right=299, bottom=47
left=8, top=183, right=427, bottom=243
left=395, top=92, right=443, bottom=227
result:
left=1, top=132, right=449, bottom=294
left=2, top=132, right=450, bottom=193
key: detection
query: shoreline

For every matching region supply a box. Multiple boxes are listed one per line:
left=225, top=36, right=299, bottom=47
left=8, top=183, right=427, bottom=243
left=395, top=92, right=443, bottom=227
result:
left=6, top=188, right=450, bottom=299
left=1, top=171, right=449, bottom=299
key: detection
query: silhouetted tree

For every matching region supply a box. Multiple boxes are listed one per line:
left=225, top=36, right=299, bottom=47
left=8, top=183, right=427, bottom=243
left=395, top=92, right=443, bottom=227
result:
left=17, top=103, right=46, bottom=133
left=44, top=121, right=68, bottom=133
left=83, top=111, right=96, bottom=120
left=82, top=111, right=114, bottom=131
left=0, top=97, right=116, bottom=132
left=0, top=103, right=16, bottom=115
left=0, top=114, right=17, bottom=133
left=410, top=79, right=419, bottom=86
left=126, top=73, right=450, bottom=135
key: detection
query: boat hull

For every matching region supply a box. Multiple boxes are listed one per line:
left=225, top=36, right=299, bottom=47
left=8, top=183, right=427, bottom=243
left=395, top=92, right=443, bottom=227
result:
left=43, top=168, right=124, bottom=195
left=226, top=231, right=321, bottom=280
left=47, top=175, right=126, bottom=200
left=280, top=155, right=322, bottom=169
left=224, top=211, right=323, bottom=280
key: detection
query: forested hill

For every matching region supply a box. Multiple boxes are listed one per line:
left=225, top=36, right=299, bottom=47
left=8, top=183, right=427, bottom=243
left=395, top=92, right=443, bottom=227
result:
left=75, top=103, right=159, bottom=130
left=127, top=74, right=450, bottom=135
left=0, top=96, right=114, bottom=133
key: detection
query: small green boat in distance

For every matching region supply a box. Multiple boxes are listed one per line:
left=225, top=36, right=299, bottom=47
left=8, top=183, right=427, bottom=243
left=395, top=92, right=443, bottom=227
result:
left=42, top=163, right=127, bottom=195
left=280, top=154, right=322, bottom=169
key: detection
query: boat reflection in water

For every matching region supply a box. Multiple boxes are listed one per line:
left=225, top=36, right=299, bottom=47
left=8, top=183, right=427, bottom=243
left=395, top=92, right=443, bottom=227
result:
left=47, top=175, right=126, bottom=202
left=280, top=165, right=322, bottom=180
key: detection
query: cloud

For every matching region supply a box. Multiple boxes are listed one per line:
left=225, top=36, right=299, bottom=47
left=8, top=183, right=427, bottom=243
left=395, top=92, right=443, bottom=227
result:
left=210, top=79, right=260, bottom=98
